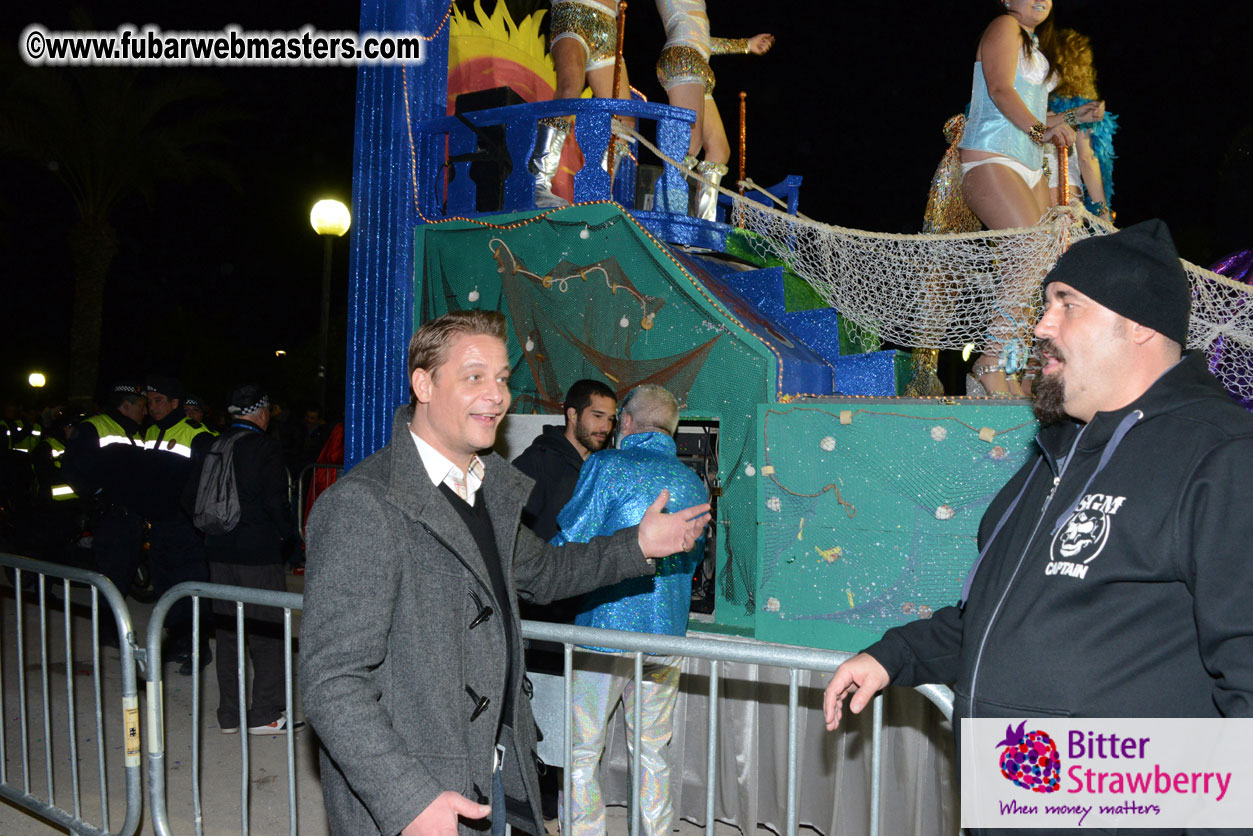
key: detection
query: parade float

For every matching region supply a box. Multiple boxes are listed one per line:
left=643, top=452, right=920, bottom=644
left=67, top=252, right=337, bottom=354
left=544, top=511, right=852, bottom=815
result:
left=343, top=0, right=1253, bottom=651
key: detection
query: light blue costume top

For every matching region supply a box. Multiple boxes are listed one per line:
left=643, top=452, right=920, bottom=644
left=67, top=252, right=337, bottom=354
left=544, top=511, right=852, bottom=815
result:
left=959, top=43, right=1052, bottom=169
left=553, top=431, right=708, bottom=652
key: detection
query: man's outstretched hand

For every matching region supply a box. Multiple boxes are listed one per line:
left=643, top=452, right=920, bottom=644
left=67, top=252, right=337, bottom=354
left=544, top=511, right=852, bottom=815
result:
left=823, top=653, right=890, bottom=731
left=637, top=489, right=711, bottom=558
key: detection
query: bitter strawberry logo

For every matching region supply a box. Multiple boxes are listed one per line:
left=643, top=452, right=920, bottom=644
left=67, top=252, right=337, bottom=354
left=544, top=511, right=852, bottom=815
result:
left=996, top=721, right=1061, bottom=793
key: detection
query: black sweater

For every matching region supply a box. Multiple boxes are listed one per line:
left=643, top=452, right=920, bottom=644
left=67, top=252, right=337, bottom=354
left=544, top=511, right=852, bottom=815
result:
left=512, top=424, right=585, bottom=542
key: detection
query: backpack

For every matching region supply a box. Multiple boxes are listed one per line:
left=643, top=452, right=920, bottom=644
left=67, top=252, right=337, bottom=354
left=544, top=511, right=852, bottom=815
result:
left=193, top=432, right=244, bottom=535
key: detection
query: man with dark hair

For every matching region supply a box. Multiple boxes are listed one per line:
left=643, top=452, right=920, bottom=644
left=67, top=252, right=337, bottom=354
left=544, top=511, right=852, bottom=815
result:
left=190, top=384, right=302, bottom=734
left=512, top=377, right=616, bottom=819
left=142, top=376, right=215, bottom=674
left=824, top=222, right=1253, bottom=816
left=301, top=310, right=710, bottom=836
left=63, top=382, right=149, bottom=632
left=555, top=383, right=709, bottom=836
left=514, top=378, right=617, bottom=542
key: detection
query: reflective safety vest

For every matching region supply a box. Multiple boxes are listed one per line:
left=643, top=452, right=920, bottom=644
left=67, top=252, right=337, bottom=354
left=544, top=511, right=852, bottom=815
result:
left=144, top=417, right=212, bottom=459
left=188, top=421, right=218, bottom=438
left=47, top=437, right=77, bottom=501
left=84, top=413, right=145, bottom=450
left=10, top=421, right=41, bottom=453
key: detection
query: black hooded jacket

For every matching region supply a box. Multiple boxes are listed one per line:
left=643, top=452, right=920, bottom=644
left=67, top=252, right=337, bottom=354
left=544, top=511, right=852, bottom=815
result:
left=867, top=352, right=1253, bottom=723
left=512, top=424, right=585, bottom=542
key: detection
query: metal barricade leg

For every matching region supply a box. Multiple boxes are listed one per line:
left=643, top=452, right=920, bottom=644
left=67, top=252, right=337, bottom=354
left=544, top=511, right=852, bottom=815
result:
left=64, top=578, right=82, bottom=820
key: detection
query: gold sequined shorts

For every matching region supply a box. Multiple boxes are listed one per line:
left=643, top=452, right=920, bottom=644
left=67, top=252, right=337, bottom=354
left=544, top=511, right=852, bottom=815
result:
left=656, top=45, right=715, bottom=96
left=550, top=2, right=618, bottom=72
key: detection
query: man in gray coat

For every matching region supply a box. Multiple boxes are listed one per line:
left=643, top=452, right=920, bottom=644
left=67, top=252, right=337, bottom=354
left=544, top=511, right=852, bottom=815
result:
left=301, top=310, right=710, bottom=836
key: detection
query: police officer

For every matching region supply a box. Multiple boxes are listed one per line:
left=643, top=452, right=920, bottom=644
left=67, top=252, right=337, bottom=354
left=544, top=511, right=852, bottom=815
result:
left=29, top=408, right=86, bottom=567
left=182, top=394, right=215, bottom=434
left=142, top=377, right=215, bottom=673
left=62, top=382, right=149, bottom=645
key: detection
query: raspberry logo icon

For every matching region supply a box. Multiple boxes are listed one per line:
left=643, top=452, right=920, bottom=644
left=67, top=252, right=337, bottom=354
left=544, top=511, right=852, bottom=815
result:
left=995, top=721, right=1061, bottom=793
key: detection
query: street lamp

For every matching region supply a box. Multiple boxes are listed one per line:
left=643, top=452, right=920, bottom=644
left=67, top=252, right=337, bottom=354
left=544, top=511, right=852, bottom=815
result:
left=28, top=372, right=46, bottom=388
left=310, top=199, right=351, bottom=412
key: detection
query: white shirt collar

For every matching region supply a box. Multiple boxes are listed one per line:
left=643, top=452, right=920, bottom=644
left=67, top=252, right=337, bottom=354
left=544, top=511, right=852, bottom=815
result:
left=410, top=430, right=485, bottom=506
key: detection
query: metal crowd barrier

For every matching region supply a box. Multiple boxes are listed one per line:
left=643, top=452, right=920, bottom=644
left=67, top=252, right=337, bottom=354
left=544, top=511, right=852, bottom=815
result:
left=145, top=581, right=303, bottom=836
left=0, top=553, right=143, bottom=836
left=523, top=621, right=954, bottom=836
left=1, top=560, right=955, bottom=836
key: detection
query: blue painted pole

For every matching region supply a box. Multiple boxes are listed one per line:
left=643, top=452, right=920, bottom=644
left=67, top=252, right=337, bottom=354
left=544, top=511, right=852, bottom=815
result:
left=345, top=0, right=446, bottom=467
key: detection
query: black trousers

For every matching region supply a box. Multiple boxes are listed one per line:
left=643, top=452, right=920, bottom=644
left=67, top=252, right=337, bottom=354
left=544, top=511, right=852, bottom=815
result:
left=147, top=519, right=210, bottom=654
left=208, top=561, right=289, bottom=728
left=93, top=509, right=144, bottom=598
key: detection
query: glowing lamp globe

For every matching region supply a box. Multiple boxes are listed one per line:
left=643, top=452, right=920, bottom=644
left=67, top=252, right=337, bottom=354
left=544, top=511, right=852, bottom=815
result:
left=310, top=200, right=351, bottom=237
left=28, top=372, right=46, bottom=388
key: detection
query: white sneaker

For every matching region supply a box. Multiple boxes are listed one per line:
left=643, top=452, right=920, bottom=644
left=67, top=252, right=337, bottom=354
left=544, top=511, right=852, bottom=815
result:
left=248, top=713, right=306, bottom=735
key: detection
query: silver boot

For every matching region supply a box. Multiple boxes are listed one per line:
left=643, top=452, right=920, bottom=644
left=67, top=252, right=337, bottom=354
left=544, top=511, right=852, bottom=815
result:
left=530, top=117, right=570, bottom=208
left=691, top=160, right=728, bottom=221
left=600, top=137, right=632, bottom=182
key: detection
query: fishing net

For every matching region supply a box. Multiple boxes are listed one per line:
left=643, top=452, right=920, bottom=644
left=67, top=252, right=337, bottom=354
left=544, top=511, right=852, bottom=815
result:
left=627, top=126, right=1253, bottom=406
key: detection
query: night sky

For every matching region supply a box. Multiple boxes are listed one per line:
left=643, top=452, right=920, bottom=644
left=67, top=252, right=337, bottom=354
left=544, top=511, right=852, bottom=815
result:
left=3, top=1, right=1250, bottom=411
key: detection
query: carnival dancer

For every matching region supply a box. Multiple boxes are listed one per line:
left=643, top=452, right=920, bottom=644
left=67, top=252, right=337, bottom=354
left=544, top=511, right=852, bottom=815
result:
left=654, top=0, right=773, bottom=220
left=530, top=0, right=633, bottom=208
left=958, top=0, right=1097, bottom=396
left=1045, top=28, right=1116, bottom=222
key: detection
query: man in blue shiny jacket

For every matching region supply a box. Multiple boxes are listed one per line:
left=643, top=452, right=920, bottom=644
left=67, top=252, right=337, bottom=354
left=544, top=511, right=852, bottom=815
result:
left=553, top=383, right=708, bottom=836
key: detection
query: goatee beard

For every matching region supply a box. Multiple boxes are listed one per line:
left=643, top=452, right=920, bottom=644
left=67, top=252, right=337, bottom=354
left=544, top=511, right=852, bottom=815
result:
left=1032, top=372, right=1068, bottom=425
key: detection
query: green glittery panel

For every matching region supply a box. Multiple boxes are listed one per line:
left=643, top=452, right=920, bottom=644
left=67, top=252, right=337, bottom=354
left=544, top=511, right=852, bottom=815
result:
left=755, top=400, right=1039, bottom=651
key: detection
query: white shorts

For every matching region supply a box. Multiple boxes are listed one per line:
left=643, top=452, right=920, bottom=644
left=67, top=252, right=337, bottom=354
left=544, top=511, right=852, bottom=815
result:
left=961, top=155, right=1044, bottom=190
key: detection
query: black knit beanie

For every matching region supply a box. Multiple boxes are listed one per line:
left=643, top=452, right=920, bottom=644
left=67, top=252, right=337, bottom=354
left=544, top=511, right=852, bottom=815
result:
left=1042, top=219, right=1190, bottom=345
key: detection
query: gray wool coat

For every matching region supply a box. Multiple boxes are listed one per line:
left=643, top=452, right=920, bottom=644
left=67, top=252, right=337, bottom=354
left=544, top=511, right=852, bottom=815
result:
left=300, top=406, right=654, bottom=836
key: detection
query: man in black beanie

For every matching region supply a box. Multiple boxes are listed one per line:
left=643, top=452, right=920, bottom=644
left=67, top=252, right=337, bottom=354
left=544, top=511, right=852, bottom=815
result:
left=188, top=384, right=303, bottom=734
left=1031, top=218, right=1192, bottom=425
left=824, top=220, right=1253, bottom=834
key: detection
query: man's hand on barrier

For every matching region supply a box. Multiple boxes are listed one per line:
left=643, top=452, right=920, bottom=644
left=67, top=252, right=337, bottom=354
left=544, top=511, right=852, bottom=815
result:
left=402, top=791, right=491, bottom=836
left=823, top=653, right=890, bottom=731
left=637, top=489, right=712, bottom=558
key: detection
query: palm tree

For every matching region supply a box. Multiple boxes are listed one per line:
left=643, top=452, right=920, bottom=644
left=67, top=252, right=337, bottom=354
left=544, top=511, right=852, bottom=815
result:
left=0, top=60, right=239, bottom=402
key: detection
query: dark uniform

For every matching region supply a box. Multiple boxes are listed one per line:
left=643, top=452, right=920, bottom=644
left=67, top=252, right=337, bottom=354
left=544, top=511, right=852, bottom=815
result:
left=62, top=384, right=149, bottom=642
left=142, top=386, right=216, bottom=668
